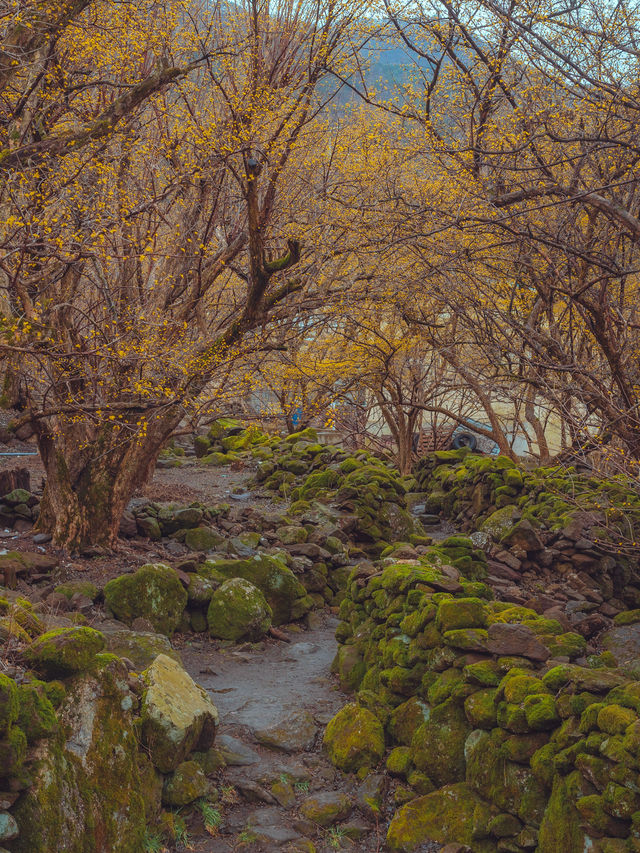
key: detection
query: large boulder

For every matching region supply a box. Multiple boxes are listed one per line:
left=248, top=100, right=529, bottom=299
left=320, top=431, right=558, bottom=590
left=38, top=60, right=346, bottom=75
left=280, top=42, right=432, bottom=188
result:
left=24, top=627, right=105, bottom=678
left=204, top=555, right=310, bottom=624
left=140, top=654, right=218, bottom=773
left=104, top=564, right=187, bottom=636
left=11, top=661, right=147, bottom=853
left=101, top=627, right=182, bottom=671
left=323, top=703, right=385, bottom=772
left=206, top=578, right=272, bottom=642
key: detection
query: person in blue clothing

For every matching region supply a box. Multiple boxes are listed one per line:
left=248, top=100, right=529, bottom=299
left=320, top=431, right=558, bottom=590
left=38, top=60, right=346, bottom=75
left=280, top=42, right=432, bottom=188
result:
left=291, top=406, right=303, bottom=429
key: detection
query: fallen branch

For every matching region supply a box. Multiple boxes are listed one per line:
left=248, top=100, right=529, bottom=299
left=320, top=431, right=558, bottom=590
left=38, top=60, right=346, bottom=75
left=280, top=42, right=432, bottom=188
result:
left=268, top=626, right=291, bottom=643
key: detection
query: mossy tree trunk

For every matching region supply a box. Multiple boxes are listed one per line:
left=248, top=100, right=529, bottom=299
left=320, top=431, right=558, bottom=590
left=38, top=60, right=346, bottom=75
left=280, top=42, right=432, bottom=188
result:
left=35, top=411, right=179, bottom=551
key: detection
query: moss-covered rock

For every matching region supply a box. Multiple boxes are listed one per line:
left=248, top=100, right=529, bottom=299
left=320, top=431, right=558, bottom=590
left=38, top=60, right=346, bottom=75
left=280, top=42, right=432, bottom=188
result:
left=388, top=697, right=431, bottom=746
left=54, top=581, right=99, bottom=602
left=387, top=745, right=413, bottom=777
left=0, top=723, right=27, bottom=774
left=386, top=783, right=496, bottom=852
left=323, top=703, right=385, bottom=772
left=206, top=555, right=309, bottom=624
left=141, top=653, right=219, bottom=773
left=332, top=644, right=366, bottom=691
left=184, top=527, right=224, bottom=551
left=0, top=672, right=18, bottom=733
left=11, top=665, right=146, bottom=853
left=206, top=578, right=272, bottom=642
left=24, top=627, right=106, bottom=677
left=196, top=561, right=227, bottom=583
left=597, top=704, right=637, bottom=736
left=411, top=698, right=470, bottom=786
left=16, top=681, right=57, bottom=742
left=162, top=759, right=208, bottom=806
left=104, top=563, right=187, bottom=636
left=299, top=791, right=351, bottom=826
left=523, top=694, right=561, bottom=731
left=102, top=627, right=182, bottom=671
left=436, top=598, right=487, bottom=632
left=465, top=728, right=547, bottom=825
left=464, top=689, right=498, bottom=729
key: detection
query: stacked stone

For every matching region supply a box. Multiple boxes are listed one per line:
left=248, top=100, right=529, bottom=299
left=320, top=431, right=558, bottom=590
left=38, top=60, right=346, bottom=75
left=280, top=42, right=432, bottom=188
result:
left=329, top=560, right=640, bottom=852
left=414, top=450, right=640, bottom=608
left=0, top=489, right=39, bottom=533
left=192, top=417, right=271, bottom=466
left=256, top=432, right=421, bottom=555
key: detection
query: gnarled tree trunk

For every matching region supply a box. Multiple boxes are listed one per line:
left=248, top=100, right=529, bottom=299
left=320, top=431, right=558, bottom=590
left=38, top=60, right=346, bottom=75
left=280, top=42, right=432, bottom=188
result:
left=35, top=410, right=179, bottom=551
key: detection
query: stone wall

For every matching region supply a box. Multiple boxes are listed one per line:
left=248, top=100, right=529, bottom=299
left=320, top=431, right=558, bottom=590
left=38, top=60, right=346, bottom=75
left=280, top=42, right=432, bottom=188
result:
left=415, top=450, right=640, bottom=608
left=330, top=560, right=640, bottom=852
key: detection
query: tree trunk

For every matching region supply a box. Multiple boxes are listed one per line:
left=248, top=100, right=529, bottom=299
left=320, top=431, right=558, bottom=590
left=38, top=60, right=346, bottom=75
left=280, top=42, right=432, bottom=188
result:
left=35, top=411, right=178, bottom=551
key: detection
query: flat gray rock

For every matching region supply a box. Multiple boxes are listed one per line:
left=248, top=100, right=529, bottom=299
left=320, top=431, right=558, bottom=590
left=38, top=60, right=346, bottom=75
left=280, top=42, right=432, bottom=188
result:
left=254, top=709, right=317, bottom=753
left=247, top=807, right=300, bottom=843
left=216, top=734, right=261, bottom=766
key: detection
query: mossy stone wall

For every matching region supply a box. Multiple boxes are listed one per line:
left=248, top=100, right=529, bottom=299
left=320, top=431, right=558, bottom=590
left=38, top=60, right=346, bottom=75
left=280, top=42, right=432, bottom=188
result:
left=332, top=560, right=640, bottom=852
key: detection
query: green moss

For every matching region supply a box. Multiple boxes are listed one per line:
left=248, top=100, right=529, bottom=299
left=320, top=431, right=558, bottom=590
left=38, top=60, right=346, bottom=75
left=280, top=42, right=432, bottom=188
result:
left=25, top=627, right=106, bottom=677
left=54, top=581, right=99, bottom=602
left=546, top=632, right=587, bottom=659
left=501, top=732, right=549, bottom=764
left=602, top=780, right=638, bottom=820
left=43, top=680, right=66, bottom=707
left=538, top=772, right=588, bottom=851
left=184, top=527, right=224, bottom=551
left=399, top=604, right=436, bottom=637
left=502, top=673, right=548, bottom=704
left=0, top=723, right=27, bottom=774
left=162, top=759, right=207, bottom=806
left=388, top=697, right=431, bottom=746
left=0, top=672, right=18, bottom=733
left=597, top=704, right=637, bottom=736
left=614, top=609, right=640, bottom=626
left=206, top=554, right=308, bottom=624
left=463, top=659, right=502, bottom=687
left=411, top=697, right=470, bottom=786
left=323, top=703, right=385, bottom=772
left=435, top=598, right=487, bottom=632
left=442, top=628, right=489, bottom=651
left=104, top=563, right=187, bottom=636
left=427, top=668, right=464, bottom=705
left=16, top=681, right=58, bottom=742
left=496, top=701, right=529, bottom=734
left=387, top=745, right=413, bottom=777
left=464, top=688, right=498, bottom=729
left=386, top=783, right=496, bottom=852
left=575, top=794, right=627, bottom=834
left=207, top=578, right=272, bottom=641
left=466, top=728, right=547, bottom=825
left=523, top=694, right=561, bottom=731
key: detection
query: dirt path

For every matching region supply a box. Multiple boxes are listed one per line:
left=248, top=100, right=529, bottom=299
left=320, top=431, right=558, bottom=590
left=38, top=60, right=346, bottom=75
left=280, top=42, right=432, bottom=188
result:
left=182, top=618, right=342, bottom=732
left=176, top=615, right=440, bottom=853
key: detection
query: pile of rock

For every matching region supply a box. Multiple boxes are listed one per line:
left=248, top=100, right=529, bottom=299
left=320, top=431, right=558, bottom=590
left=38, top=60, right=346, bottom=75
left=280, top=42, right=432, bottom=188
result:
left=0, top=489, right=39, bottom=534
left=254, top=430, right=422, bottom=555
left=1, top=622, right=219, bottom=852
left=328, top=558, right=640, bottom=852
left=102, top=559, right=313, bottom=640
left=193, top=418, right=271, bottom=466
left=415, top=450, right=640, bottom=609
